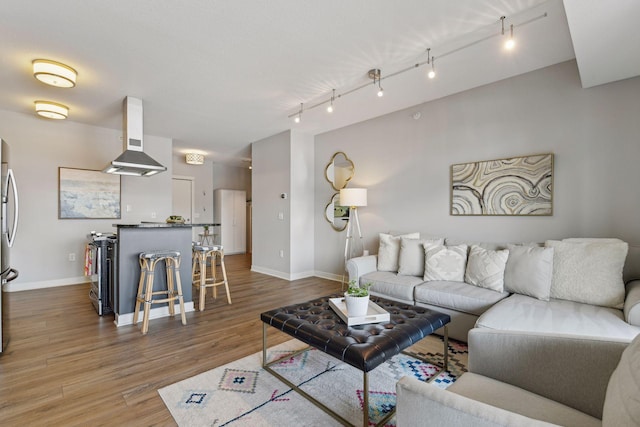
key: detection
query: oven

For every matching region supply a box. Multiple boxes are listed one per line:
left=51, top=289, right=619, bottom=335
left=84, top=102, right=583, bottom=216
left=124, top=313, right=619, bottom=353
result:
left=87, top=232, right=116, bottom=315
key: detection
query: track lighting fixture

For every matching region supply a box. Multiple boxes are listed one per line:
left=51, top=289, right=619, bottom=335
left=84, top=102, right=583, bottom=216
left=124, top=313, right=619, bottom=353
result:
left=293, top=103, right=303, bottom=123
left=287, top=11, right=547, bottom=122
left=427, top=49, right=436, bottom=79
left=368, top=69, right=384, bottom=97
left=501, top=16, right=516, bottom=50
left=327, top=89, right=335, bottom=113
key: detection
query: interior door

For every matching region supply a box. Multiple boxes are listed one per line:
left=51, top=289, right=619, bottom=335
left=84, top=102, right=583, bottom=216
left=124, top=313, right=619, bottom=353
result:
left=171, top=177, right=193, bottom=224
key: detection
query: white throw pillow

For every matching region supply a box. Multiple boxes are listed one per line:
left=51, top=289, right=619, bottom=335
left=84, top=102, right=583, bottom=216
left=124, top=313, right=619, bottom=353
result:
left=545, top=239, right=628, bottom=308
left=504, top=245, right=554, bottom=301
left=398, top=237, right=444, bottom=277
left=464, top=245, right=509, bottom=292
left=377, top=232, right=420, bottom=272
left=424, top=244, right=468, bottom=282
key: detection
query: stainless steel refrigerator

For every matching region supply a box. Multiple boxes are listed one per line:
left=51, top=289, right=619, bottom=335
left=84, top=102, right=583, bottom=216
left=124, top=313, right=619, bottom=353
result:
left=1, top=139, right=19, bottom=353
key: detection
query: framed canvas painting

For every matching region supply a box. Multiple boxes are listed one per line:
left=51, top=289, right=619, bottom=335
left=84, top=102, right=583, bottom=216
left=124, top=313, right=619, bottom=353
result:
left=450, top=153, right=553, bottom=216
left=59, top=167, right=121, bottom=219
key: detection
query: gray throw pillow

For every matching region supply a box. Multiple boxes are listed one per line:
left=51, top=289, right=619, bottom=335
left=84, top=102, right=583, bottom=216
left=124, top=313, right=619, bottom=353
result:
left=398, top=237, right=444, bottom=277
left=377, top=232, right=420, bottom=272
left=504, top=245, right=554, bottom=301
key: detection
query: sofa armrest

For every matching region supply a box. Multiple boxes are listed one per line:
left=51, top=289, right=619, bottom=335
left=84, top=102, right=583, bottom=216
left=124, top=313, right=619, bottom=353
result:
left=396, top=376, right=556, bottom=427
left=345, top=255, right=377, bottom=284
left=624, top=279, right=640, bottom=326
left=468, top=328, right=628, bottom=419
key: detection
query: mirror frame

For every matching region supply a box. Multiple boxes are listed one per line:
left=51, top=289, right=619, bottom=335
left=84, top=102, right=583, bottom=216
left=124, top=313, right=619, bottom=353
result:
left=325, top=151, right=354, bottom=191
left=325, top=192, right=349, bottom=231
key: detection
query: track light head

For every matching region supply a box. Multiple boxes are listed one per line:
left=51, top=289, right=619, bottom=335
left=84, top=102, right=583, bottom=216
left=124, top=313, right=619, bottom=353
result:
left=505, top=24, right=515, bottom=50
left=428, top=57, right=436, bottom=79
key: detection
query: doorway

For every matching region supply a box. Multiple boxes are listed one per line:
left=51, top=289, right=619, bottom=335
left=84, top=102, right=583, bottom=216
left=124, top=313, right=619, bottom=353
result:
left=172, top=176, right=194, bottom=238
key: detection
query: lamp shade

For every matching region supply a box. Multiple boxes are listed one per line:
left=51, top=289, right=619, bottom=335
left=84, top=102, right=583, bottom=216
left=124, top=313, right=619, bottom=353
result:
left=186, top=153, right=204, bottom=165
left=340, top=188, right=367, bottom=207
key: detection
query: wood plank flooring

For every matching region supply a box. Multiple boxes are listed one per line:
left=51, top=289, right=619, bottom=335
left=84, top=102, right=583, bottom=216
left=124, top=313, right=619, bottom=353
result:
left=0, top=254, right=344, bottom=426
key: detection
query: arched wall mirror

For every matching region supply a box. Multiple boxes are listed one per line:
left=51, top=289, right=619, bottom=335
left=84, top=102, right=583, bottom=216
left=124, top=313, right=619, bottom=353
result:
left=325, top=193, right=349, bottom=231
left=325, top=152, right=354, bottom=191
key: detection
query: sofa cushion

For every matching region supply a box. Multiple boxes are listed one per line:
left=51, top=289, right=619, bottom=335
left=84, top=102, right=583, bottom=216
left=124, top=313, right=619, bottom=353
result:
left=424, top=244, right=468, bottom=282
left=602, top=333, right=640, bottom=426
left=449, top=373, right=600, bottom=427
left=398, top=237, right=444, bottom=277
left=464, top=245, right=509, bottom=292
left=361, top=271, right=423, bottom=303
left=377, top=232, right=420, bottom=272
left=546, top=239, right=628, bottom=309
left=504, top=245, right=554, bottom=301
left=476, top=294, right=640, bottom=341
left=414, top=280, right=509, bottom=316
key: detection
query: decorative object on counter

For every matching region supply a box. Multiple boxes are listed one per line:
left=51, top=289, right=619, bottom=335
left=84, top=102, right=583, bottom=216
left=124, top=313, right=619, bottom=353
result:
left=339, top=187, right=367, bottom=262
left=185, top=152, right=204, bottom=165
left=343, top=281, right=372, bottom=317
left=191, top=245, right=231, bottom=310
left=451, top=153, right=553, bottom=216
left=58, top=167, right=121, bottom=219
left=133, top=250, right=187, bottom=335
left=32, top=59, right=77, bottom=88
left=166, top=215, right=185, bottom=224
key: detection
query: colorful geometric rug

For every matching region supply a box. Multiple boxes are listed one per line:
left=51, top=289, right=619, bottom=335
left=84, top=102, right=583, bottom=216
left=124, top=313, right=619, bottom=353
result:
left=158, top=335, right=467, bottom=426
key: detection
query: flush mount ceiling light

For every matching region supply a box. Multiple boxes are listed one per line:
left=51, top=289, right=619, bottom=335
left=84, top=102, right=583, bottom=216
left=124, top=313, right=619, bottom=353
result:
left=186, top=153, right=205, bottom=165
left=287, top=11, right=547, bottom=122
left=34, top=100, right=68, bottom=119
left=32, top=59, right=77, bottom=88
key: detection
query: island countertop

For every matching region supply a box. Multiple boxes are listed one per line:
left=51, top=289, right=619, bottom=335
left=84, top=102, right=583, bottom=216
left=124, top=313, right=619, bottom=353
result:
left=113, top=222, right=220, bottom=228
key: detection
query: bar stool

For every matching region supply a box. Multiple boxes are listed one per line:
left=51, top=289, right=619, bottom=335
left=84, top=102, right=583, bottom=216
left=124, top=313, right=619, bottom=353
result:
left=133, top=250, right=187, bottom=334
left=191, top=245, right=231, bottom=311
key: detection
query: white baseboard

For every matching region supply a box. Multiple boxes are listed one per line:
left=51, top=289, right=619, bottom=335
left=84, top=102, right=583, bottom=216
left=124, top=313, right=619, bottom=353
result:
left=114, top=302, right=195, bottom=327
left=250, top=265, right=316, bottom=281
left=2, top=276, right=90, bottom=292
left=313, top=271, right=344, bottom=283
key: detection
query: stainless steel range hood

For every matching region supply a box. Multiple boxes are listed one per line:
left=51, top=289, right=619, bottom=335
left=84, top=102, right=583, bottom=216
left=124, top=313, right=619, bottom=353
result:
left=103, top=97, right=167, bottom=177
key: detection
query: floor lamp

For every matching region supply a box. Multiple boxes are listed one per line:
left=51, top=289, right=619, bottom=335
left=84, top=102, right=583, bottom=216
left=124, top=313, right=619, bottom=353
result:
left=339, top=188, right=367, bottom=281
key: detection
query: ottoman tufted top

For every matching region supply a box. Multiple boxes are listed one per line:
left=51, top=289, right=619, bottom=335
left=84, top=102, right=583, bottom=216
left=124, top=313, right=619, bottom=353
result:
left=261, top=294, right=450, bottom=372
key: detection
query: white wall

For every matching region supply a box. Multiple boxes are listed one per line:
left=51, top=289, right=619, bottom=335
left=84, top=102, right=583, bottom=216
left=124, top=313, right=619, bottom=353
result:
left=0, top=110, right=172, bottom=289
left=213, top=163, right=252, bottom=199
left=314, top=60, right=640, bottom=276
left=172, top=155, right=214, bottom=223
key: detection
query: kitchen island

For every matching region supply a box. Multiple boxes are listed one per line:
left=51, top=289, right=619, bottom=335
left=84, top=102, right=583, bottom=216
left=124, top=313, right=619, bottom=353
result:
left=112, top=223, right=216, bottom=327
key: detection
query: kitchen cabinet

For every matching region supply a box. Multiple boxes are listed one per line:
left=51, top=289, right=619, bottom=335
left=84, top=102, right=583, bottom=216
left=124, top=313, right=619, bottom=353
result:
left=214, top=189, right=246, bottom=254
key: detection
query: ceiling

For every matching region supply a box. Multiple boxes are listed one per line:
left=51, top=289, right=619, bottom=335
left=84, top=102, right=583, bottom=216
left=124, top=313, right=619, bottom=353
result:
left=0, top=1, right=638, bottom=166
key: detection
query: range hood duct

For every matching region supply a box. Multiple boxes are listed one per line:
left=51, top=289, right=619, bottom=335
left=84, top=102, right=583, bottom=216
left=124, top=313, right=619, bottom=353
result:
left=103, top=97, right=167, bottom=177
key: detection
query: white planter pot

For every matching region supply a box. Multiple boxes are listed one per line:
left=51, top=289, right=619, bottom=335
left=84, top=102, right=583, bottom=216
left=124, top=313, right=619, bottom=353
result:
left=344, top=293, right=369, bottom=317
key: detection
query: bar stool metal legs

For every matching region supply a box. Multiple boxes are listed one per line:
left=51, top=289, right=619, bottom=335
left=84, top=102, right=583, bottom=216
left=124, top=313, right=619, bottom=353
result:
left=192, top=245, right=231, bottom=311
left=133, top=250, right=187, bottom=334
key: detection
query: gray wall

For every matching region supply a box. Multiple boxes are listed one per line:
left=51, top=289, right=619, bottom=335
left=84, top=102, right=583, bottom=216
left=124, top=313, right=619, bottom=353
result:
left=314, top=60, right=640, bottom=276
left=252, top=131, right=291, bottom=276
left=0, top=109, right=173, bottom=288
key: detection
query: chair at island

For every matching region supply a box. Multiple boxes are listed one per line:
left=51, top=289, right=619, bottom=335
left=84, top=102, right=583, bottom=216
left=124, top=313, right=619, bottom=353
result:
left=191, top=245, right=231, bottom=311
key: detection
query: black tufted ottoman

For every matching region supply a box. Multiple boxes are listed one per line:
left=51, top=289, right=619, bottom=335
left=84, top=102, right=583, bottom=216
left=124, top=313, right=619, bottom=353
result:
left=260, top=294, right=450, bottom=427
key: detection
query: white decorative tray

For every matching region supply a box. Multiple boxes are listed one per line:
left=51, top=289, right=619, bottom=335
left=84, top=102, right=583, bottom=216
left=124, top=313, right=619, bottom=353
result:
left=328, top=298, right=390, bottom=326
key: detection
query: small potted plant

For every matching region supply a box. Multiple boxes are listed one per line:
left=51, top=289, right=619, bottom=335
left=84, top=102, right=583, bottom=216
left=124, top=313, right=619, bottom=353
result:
left=345, top=280, right=372, bottom=317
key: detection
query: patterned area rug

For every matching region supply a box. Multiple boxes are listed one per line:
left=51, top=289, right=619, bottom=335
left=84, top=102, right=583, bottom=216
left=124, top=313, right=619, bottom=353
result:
left=158, top=335, right=467, bottom=426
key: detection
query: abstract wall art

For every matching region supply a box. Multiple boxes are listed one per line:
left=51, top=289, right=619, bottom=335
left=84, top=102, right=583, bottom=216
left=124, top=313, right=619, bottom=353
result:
left=450, top=153, right=553, bottom=216
left=59, top=167, right=121, bottom=219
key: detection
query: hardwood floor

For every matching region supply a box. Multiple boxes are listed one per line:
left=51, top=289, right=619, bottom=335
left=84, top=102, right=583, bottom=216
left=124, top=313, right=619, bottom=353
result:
left=0, top=254, right=344, bottom=426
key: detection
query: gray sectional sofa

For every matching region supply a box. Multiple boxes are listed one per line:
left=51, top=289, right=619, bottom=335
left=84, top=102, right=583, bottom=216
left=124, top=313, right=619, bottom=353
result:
left=346, top=234, right=640, bottom=343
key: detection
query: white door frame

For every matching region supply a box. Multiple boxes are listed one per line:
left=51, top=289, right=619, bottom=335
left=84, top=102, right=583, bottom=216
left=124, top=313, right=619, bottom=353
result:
left=172, top=174, right=195, bottom=224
